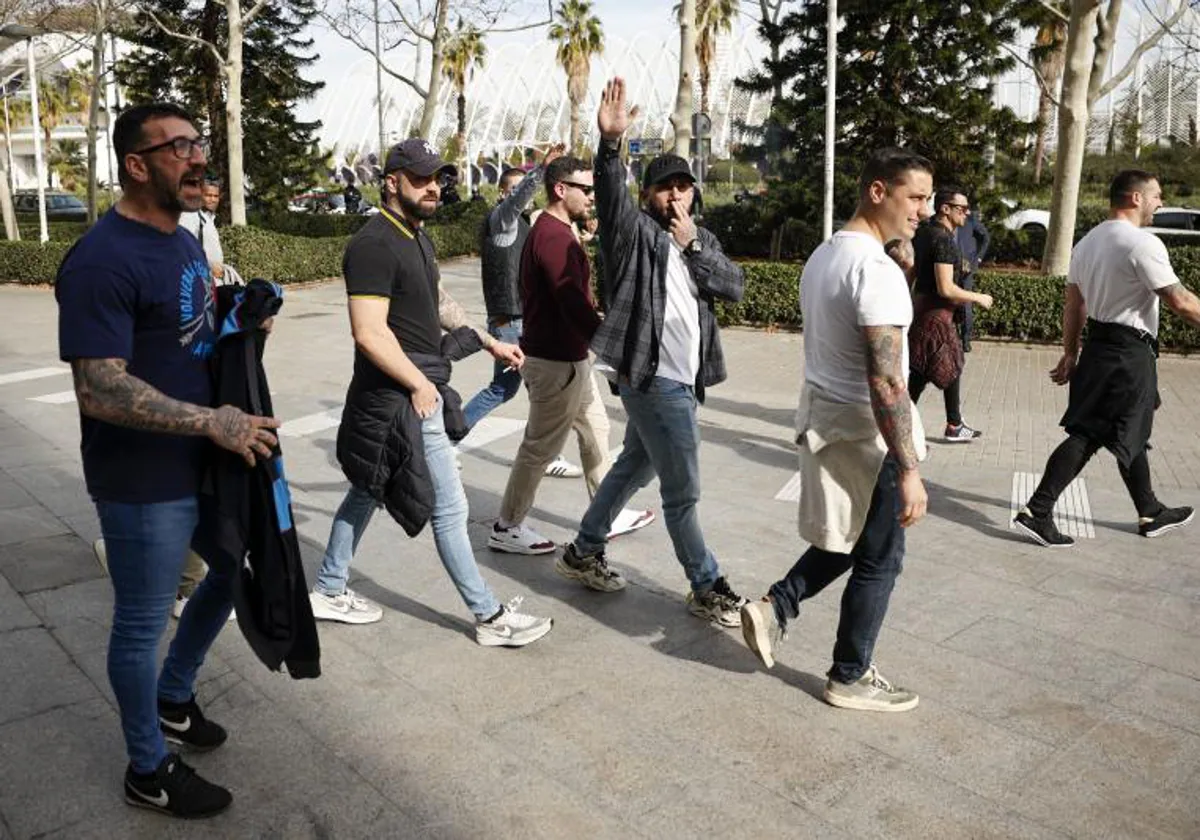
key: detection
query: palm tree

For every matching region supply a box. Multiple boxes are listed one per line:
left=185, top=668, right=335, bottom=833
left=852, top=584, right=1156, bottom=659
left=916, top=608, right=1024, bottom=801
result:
left=441, top=22, right=486, bottom=168
left=36, top=70, right=89, bottom=188
left=48, top=139, right=85, bottom=191
left=1030, top=17, right=1067, bottom=184
left=675, top=0, right=737, bottom=115
left=549, top=0, right=604, bottom=153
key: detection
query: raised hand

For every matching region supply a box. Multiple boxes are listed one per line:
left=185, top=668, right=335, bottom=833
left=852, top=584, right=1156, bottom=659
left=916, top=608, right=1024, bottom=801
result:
left=597, top=77, right=639, bottom=141
left=544, top=143, right=567, bottom=166
left=668, top=199, right=697, bottom=249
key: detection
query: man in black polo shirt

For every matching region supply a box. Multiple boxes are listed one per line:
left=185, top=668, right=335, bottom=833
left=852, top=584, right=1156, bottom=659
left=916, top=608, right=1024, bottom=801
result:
left=308, top=139, right=553, bottom=647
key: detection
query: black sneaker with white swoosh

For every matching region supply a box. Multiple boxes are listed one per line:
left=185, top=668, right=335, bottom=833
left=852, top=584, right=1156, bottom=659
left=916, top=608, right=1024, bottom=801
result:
left=124, top=754, right=232, bottom=819
left=158, top=695, right=228, bottom=752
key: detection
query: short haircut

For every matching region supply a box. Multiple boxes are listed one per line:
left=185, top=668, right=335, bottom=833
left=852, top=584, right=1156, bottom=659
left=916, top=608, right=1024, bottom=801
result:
left=1110, top=169, right=1157, bottom=208
left=858, top=147, right=934, bottom=199
left=499, top=167, right=524, bottom=190
left=203, top=179, right=222, bottom=189
left=545, top=155, right=589, bottom=199
left=113, top=102, right=195, bottom=187
left=935, top=186, right=966, bottom=212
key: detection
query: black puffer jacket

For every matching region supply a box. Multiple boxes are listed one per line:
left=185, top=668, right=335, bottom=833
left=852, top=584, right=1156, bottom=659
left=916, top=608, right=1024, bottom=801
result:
left=336, top=327, right=483, bottom=536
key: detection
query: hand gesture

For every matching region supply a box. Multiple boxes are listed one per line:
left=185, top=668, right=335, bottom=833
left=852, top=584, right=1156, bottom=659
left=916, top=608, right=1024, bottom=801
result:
left=976, top=293, right=994, bottom=311
left=669, top=199, right=697, bottom=249
left=411, top=378, right=440, bottom=419
left=209, top=405, right=282, bottom=467
left=1049, top=353, right=1076, bottom=386
left=543, top=143, right=567, bottom=166
left=491, top=341, right=525, bottom=370
left=897, top=467, right=928, bottom=528
left=597, top=77, right=639, bottom=141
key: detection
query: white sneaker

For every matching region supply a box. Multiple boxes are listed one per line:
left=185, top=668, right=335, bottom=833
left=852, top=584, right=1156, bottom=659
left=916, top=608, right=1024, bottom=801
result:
left=607, top=508, right=655, bottom=538
left=487, top=522, right=556, bottom=555
left=544, top=456, right=583, bottom=478
left=475, top=596, right=553, bottom=647
left=172, top=594, right=236, bottom=622
left=309, top=588, right=384, bottom=624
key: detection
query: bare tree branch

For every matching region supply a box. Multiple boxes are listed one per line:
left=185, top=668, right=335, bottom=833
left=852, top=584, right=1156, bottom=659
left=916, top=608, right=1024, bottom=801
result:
left=243, top=0, right=272, bottom=27
left=319, top=9, right=428, bottom=96
left=1093, top=0, right=1192, bottom=103
left=144, top=7, right=226, bottom=69
left=1038, top=0, right=1071, bottom=23
left=1001, top=41, right=1061, bottom=109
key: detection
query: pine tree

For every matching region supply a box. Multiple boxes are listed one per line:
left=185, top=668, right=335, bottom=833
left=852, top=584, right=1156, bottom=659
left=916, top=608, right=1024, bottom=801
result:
left=115, top=0, right=323, bottom=217
left=738, top=1, right=1028, bottom=224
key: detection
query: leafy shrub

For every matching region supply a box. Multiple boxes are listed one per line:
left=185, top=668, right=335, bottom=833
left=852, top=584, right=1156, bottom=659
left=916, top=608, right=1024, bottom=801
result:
left=222, top=227, right=346, bottom=282
left=15, top=220, right=89, bottom=242
left=0, top=241, right=74, bottom=284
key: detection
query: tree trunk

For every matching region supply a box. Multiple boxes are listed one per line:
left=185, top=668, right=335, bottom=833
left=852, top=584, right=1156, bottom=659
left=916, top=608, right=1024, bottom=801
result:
left=456, top=90, right=466, bottom=167
left=417, top=0, right=448, bottom=140
left=1042, top=0, right=1100, bottom=276
left=43, top=128, right=53, bottom=189
left=86, top=23, right=104, bottom=225
left=700, top=63, right=710, bottom=117
left=227, top=0, right=248, bottom=225
left=0, top=151, right=17, bottom=241
left=1032, top=91, right=1051, bottom=184
left=671, top=0, right=697, bottom=157
left=568, top=96, right=580, bottom=153
left=200, top=0, right=228, bottom=222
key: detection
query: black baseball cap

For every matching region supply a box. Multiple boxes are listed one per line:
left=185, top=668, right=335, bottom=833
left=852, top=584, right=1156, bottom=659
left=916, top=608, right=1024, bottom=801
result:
left=643, top=154, right=695, bottom=189
left=384, top=138, right=457, bottom=178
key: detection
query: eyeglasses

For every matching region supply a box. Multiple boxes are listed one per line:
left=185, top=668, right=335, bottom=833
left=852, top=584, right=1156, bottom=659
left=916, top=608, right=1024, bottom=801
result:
left=946, top=203, right=970, bottom=213
left=561, top=181, right=594, bottom=196
left=133, top=135, right=210, bottom=160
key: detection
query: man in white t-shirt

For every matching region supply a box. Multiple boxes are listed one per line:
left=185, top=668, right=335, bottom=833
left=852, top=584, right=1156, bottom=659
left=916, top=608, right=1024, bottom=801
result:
left=1015, top=170, right=1200, bottom=547
left=179, top=180, right=226, bottom=283
left=740, top=147, right=932, bottom=713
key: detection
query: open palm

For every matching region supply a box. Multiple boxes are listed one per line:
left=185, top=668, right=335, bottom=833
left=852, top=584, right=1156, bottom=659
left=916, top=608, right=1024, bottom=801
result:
left=597, top=77, right=638, bottom=140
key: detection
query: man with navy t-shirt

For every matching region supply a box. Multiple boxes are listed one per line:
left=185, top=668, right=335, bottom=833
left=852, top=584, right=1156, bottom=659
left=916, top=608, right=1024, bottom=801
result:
left=56, top=103, right=280, bottom=819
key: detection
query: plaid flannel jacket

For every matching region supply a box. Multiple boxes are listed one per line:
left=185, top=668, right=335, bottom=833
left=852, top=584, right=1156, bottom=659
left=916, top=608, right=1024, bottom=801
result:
left=590, top=138, right=744, bottom=399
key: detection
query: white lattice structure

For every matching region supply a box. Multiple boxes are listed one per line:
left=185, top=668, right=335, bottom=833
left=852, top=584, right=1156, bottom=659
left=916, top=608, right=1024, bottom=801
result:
left=314, top=26, right=772, bottom=167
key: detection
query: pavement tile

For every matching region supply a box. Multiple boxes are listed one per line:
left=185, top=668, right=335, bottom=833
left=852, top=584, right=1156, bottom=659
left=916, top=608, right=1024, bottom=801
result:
left=0, top=473, right=35, bottom=511
left=0, top=505, right=70, bottom=548
left=1109, top=666, right=1200, bottom=737
left=0, top=627, right=98, bottom=726
left=0, top=573, right=39, bottom=633
left=1038, top=568, right=1200, bottom=636
left=942, top=616, right=1149, bottom=702
left=0, top=533, right=103, bottom=594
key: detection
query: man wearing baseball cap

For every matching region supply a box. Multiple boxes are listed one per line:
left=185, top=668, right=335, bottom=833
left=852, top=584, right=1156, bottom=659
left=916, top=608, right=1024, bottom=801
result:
left=555, top=77, right=750, bottom=627
left=309, top=137, right=554, bottom=648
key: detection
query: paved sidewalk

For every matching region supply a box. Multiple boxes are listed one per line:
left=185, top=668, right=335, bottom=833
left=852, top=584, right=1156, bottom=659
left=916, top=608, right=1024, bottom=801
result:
left=1, top=258, right=1198, bottom=839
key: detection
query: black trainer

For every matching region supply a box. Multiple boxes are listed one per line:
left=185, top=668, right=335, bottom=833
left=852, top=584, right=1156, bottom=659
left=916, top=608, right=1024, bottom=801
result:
left=124, top=754, right=231, bottom=819
left=1139, top=505, right=1195, bottom=538
left=159, top=695, right=227, bottom=752
left=1013, top=509, right=1075, bottom=548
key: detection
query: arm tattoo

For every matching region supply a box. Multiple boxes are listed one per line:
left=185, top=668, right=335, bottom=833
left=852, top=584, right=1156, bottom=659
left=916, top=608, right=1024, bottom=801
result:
left=71, top=358, right=213, bottom=437
left=437, top=282, right=495, bottom=348
left=862, top=326, right=919, bottom=471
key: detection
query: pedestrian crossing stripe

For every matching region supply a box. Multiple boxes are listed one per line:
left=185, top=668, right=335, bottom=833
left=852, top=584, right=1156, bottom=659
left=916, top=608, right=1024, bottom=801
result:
left=1011, top=471, right=1094, bottom=539
left=29, top=390, right=76, bottom=404
left=0, top=367, right=69, bottom=386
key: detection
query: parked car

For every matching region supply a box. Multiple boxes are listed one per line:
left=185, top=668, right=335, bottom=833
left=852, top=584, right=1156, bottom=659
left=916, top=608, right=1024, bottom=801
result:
left=1001, top=206, right=1050, bottom=232
left=13, top=191, right=88, bottom=221
left=1147, top=207, right=1200, bottom=238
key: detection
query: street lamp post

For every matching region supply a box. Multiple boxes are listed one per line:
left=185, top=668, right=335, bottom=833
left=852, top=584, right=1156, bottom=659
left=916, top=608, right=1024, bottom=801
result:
left=1, top=25, right=48, bottom=243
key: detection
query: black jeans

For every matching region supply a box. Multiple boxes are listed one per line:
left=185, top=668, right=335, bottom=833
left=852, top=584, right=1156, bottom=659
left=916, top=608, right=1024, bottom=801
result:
left=959, top=273, right=975, bottom=346
left=769, top=458, right=905, bottom=684
left=1028, top=434, right=1163, bottom=520
left=908, top=370, right=963, bottom=427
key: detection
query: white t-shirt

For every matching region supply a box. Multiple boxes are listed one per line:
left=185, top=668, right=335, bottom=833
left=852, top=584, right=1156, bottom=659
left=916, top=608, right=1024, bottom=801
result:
left=801, top=231, right=913, bottom=405
left=1068, top=218, right=1179, bottom=337
left=657, top=243, right=702, bottom=385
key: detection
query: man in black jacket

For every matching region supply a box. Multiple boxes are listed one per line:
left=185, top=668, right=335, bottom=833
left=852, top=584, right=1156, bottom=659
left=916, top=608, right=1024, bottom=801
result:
left=309, top=138, right=553, bottom=648
left=556, top=77, right=749, bottom=627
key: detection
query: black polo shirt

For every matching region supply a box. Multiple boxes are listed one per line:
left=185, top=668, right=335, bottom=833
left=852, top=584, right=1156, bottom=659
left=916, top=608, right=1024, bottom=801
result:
left=912, top=219, right=962, bottom=299
left=342, top=207, right=441, bottom=358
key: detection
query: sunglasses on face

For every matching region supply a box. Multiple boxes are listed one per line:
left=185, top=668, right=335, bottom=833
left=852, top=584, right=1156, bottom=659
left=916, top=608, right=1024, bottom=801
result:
left=133, top=135, right=210, bottom=160
left=561, top=181, right=594, bottom=196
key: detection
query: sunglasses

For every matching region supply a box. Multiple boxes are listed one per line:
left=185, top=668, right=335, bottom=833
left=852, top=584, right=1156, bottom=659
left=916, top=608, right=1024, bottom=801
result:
left=561, top=181, right=594, bottom=196
left=133, top=135, right=210, bottom=160
left=946, top=203, right=970, bottom=212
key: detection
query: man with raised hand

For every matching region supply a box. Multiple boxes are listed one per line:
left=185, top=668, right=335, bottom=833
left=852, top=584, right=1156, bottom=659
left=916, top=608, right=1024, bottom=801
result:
left=556, top=77, right=748, bottom=628
left=741, top=147, right=933, bottom=713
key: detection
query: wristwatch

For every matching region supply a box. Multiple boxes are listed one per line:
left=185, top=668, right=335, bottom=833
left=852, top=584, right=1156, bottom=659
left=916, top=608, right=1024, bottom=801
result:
left=685, top=238, right=703, bottom=255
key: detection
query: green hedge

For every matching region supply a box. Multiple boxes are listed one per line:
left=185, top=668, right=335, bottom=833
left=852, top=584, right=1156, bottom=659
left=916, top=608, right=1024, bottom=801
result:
left=0, top=240, right=74, bottom=283
left=720, top=248, right=1200, bottom=353
left=15, top=220, right=90, bottom=242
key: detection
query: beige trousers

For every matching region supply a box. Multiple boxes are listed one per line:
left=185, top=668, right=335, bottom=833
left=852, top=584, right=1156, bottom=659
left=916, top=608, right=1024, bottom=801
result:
left=177, top=551, right=208, bottom=598
left=499, top=356, right=610, bottom=525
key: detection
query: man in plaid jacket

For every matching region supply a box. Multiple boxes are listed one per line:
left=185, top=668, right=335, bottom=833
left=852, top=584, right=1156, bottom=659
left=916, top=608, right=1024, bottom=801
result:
left=555, top=76, right=749, bottom=627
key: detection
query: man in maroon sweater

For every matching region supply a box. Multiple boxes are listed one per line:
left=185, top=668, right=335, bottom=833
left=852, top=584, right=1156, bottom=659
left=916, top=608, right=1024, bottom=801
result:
left=489, top=156, right=653, bottom=554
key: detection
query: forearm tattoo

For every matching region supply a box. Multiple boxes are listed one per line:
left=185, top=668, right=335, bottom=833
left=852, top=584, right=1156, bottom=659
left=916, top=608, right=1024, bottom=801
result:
left=71, top=358, right=213, bottom=436
left=437, top=282, right=495, bottom=348
left=863, top=326, right=919, bottom=470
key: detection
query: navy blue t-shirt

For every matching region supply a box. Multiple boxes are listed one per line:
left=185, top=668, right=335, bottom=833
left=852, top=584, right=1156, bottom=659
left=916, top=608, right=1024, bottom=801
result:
left=56, top=209, right=216, bottom=503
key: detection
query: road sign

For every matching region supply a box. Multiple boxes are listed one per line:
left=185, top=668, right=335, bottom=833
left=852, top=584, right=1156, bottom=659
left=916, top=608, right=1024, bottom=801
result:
left=692, top=112, right=712, bottom=138
left=628, top=137, right=663, bottom=156
left=628, top=139, right=642, bottom=155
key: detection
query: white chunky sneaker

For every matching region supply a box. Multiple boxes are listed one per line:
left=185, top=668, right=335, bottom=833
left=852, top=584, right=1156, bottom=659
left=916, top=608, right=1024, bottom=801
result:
left=309, top=588, right=384, bottom=624
left=544, top=456, right=583, bottom=478
left=487, top=522, right=556, bottom=555
left=475, top=596, right=553, bottom=647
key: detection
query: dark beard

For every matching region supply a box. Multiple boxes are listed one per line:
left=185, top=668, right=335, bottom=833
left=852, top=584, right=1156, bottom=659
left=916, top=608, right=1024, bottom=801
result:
left=149, top=164, right=200, bottom=214
left=399, top=191, right=437, bottom=220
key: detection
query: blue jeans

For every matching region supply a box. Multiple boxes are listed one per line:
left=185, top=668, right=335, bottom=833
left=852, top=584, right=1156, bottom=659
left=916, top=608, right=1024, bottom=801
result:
left=768, top=458, right=905, bottom=684
left=96, top=497, right=234, bottom=774
left=575, top=377, right=720, bottom=592
left=316, top=400, right=501, bottom=619
left=463, top=318, right=523, bottom=430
